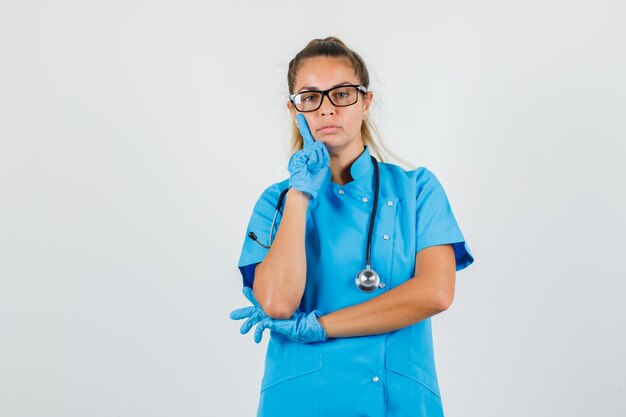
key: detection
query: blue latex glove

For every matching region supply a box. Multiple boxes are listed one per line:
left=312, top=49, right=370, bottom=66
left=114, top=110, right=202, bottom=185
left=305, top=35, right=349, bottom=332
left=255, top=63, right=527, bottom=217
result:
left=255, top=309, right=327, bottom=344
left=229, top=286, right=328, bottom=344
left=229, top=287, right=270, bottom=343
left=287, top=113, right=330, bottom=200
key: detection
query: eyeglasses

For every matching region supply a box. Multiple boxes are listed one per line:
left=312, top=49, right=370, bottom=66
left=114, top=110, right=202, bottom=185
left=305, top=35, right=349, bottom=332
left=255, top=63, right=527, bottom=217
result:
left=289, top=84, right=368, bottom=112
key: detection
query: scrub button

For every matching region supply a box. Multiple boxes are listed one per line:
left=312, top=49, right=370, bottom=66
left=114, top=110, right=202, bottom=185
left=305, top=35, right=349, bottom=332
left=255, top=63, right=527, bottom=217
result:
left=338, top=189, right=345, bottom=195
left=386, top=200, right=394, bottom=206
left=383, top=234, right=389, bottom=240
left=372, top=376, right=380, bottom=383
left=379, top=282, right=386, bottom=288
left=362, top=197, right=369, bottom=203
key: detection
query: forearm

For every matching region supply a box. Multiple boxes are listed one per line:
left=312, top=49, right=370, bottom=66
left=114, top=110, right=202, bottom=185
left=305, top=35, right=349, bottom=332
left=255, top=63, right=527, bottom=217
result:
left=253, top=188, right=310, bottom=318
left=317, top=274, right=449, bottom=338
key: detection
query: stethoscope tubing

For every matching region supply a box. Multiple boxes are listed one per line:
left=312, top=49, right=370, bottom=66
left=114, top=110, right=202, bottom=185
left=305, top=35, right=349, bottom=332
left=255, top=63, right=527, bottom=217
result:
left=365, top=155, right=379, bottom=269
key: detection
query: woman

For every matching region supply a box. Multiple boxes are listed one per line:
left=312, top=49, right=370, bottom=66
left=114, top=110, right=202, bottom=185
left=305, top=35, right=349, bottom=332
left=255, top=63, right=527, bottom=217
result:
left=230, top=36, right=475, bottom=417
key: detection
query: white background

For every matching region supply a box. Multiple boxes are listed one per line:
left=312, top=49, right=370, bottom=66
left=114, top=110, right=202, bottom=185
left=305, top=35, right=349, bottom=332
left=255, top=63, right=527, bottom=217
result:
left=1, top=1, right=625, bottom=416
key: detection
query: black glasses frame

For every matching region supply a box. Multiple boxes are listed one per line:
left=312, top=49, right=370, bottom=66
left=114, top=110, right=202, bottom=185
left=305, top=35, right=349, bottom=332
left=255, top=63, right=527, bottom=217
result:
left=289, top=84, right=368, bottom=112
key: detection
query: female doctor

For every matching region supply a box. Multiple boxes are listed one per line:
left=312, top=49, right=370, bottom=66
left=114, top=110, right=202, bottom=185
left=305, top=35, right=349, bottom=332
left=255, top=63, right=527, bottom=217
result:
left=230, top=36, right=475, bottom=417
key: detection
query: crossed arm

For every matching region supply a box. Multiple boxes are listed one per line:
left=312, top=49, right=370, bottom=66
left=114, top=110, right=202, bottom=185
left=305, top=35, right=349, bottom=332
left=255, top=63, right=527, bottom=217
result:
left=317, top=244, right=457, bottom=338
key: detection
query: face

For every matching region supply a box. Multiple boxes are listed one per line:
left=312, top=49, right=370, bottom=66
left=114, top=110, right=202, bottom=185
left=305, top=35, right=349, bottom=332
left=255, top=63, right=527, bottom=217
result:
left=287, top=56, right=373, bottom=150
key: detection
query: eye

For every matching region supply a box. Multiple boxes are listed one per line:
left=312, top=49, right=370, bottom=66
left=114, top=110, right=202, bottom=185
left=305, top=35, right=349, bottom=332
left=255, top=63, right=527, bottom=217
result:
left=299, top=92, right=319, bottom=102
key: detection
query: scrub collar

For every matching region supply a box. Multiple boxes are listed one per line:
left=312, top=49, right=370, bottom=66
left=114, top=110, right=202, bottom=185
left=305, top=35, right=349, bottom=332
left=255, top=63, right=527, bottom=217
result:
left=321, top=144, right=375, bottom=202
left=302, top=144, right=375, bottom=211
left=348, top=144, right=374, bottom=182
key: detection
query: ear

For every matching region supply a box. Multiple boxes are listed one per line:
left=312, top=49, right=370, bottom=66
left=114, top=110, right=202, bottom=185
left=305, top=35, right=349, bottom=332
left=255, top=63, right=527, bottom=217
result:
left=362, top=91, right=374, bottom=117
left=287, top=100, right=298, bottom=124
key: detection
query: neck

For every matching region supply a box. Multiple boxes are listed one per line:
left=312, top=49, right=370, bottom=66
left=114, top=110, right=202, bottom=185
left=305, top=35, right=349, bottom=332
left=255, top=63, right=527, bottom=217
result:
left=328, top=141, right=366, bottom=186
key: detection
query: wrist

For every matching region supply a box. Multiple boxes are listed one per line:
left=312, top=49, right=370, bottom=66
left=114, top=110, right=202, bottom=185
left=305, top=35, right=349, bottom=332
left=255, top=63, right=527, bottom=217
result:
left=287, top=187, right=312, bottom=202
left=316, top=312, right=330, bottom=339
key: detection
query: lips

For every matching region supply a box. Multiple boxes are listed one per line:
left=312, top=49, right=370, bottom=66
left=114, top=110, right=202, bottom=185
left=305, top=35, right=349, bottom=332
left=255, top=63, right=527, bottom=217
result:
left=318, top=125, right=340, bottom=134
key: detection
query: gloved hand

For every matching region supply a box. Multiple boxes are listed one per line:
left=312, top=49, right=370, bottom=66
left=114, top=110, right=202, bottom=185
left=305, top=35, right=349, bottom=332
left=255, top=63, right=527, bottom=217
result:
left=229, top=286, right=328, bottom=344
left=229, top=286, right=270, bottom=343
left=255, top=309, right=327, bottom=344
left=287, top=113, right=330, bottom=200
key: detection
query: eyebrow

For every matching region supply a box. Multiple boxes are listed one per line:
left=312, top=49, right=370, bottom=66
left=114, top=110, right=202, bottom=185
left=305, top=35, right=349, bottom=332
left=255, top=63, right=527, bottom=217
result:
left=297, top=81, right=353, bottom=93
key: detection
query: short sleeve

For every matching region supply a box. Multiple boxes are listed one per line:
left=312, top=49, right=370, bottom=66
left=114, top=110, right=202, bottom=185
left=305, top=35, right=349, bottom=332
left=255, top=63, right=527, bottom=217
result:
left=237, top=183, right=286, bottom=288
left=415, top=168, right=475, bottom=271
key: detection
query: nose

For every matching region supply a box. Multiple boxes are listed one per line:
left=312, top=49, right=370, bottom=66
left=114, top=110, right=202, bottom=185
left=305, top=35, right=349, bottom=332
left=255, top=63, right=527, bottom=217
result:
left=319, top=93, right=335, bottom=115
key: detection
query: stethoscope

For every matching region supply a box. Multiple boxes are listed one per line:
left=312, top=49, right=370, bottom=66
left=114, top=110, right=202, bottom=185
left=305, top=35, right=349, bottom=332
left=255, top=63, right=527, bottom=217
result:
left=248, top=155, right=382, bottom=292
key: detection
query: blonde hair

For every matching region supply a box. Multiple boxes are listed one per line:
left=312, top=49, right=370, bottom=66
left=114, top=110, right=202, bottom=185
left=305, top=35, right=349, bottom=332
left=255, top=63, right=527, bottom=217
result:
left=287, top=36, right=414, bottom=169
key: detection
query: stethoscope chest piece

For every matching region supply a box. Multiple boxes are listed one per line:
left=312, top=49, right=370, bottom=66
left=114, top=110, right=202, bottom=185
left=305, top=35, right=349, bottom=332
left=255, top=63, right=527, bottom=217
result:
left=355, top=267, right=380, bottom=292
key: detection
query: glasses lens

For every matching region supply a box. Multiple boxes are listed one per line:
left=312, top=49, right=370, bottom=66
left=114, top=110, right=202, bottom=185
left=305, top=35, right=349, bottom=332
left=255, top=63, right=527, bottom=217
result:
left=329, top=86, right=358, bottom=106
left=294, top=91, right=322, bottom=112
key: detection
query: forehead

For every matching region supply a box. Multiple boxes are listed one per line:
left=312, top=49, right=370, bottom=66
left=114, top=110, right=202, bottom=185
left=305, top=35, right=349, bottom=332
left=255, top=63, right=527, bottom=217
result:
left=295, top=56, right=357, bottom=90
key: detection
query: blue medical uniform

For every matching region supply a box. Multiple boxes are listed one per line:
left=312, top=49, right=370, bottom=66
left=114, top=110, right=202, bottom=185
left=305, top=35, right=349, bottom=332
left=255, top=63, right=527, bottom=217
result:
left=237, top=145, right=474, bottom=417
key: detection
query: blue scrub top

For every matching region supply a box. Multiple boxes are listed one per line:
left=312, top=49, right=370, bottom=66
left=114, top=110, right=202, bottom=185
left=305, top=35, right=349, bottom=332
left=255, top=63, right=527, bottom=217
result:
left=237, top=145, right=474, bottom=417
